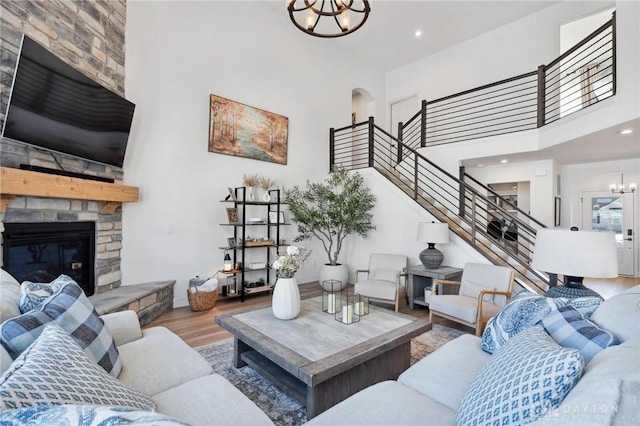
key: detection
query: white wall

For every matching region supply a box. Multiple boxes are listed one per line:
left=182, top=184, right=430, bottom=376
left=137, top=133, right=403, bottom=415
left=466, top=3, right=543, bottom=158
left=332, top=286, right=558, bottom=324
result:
left=121, top=1, right=640, bottom=308
left=122, top=1, right=385, bottom=306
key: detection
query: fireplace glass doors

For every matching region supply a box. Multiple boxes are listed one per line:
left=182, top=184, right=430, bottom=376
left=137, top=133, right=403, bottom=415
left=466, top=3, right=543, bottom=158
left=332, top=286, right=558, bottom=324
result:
left=2, top=222, right=96, bottom=296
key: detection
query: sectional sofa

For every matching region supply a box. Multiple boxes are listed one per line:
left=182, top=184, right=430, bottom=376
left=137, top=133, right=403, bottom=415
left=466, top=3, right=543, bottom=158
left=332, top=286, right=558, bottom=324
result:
left=0, top=269, right=273, bottom=425
left=3, top=265, right=639, bottom=426
left=307, top=285, right=640, bottom=425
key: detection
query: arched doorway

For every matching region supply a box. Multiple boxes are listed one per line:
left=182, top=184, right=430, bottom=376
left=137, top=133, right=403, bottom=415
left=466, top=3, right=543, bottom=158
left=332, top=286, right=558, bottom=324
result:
left=351, top=88, right=374, bottom=126
left=350, top=88, right=375, bottom=168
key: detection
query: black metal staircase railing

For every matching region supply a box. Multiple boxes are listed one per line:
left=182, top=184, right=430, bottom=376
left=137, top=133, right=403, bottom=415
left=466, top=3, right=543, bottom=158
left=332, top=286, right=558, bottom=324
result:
left=398, top=14, right=615, bottom=149
left=330, top=118, right=548, bottom=293
left=328, top=14, right=617, bottom=293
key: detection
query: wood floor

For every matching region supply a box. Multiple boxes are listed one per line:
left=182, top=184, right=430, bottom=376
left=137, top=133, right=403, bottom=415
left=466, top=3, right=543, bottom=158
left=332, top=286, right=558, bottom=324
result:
left=143, top=276, right=640, bottom=348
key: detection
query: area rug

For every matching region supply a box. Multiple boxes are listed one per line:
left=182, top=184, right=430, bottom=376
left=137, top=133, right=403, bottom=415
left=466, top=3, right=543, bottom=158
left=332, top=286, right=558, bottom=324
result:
left=196, top=324, right=464, bottom=426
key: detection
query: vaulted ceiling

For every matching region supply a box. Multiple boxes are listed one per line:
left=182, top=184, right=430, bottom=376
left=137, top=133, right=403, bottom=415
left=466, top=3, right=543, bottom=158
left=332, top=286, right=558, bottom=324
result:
left=267, top=1, right=560, bottom=70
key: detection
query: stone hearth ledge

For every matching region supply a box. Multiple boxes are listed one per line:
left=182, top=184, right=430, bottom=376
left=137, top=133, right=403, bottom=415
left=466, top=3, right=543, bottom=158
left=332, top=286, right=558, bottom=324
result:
left=89, top=280, right=175, bottom=326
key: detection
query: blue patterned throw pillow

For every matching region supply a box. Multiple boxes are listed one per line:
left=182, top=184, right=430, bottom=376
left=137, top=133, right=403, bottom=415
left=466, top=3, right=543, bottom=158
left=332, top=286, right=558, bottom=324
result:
left=19, top=274, right=75, bottom=312
left=2, top=405, right=188, bottom=426
left=457, top=326, right=584, bottom=426
left=0, top=280, right=122, bottom=376
left=481, top=293, right=562, bottom=354
left=0, top=323, right=153, bottom=411
left=481, top=293, right=603, bottom=354
left=541, top=305, right=617, bottom=364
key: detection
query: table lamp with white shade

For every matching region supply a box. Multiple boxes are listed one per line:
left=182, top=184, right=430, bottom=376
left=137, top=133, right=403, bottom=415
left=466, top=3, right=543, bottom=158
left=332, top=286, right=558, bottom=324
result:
left=417, top=221, right=450, bottom=269
left=531, top=228, right=618, bottom=298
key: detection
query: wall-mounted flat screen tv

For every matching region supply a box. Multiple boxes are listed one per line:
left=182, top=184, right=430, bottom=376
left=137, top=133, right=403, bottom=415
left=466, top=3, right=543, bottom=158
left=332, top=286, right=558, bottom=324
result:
left=1, top=35, right=135, bottom=168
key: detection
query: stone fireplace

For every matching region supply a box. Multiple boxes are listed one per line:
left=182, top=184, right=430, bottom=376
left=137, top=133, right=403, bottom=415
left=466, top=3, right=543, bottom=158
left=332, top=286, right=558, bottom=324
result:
left=0, top=163, right=174, bottom=326
left=0, top=141, right=127, bottom=294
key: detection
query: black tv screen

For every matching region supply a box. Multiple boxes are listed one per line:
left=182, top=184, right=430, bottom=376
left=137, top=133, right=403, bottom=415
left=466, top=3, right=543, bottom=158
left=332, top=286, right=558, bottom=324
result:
left=1, top=35, right=135, bottom=168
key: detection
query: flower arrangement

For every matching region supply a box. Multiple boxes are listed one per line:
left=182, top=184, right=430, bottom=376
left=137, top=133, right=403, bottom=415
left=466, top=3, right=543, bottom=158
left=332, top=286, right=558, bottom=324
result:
left=272, top=246, right=310, bottom=279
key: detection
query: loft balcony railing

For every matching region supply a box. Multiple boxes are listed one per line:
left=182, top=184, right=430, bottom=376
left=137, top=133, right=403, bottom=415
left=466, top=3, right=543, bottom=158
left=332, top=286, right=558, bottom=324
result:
left=398, top=14, right=615, bottom=149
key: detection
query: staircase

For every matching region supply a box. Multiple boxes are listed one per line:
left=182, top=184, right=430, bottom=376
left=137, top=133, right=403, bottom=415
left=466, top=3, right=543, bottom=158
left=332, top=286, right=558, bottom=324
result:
left=330, top=121, right=547, bottom=293
left=328, top=16, right=616, bottom=294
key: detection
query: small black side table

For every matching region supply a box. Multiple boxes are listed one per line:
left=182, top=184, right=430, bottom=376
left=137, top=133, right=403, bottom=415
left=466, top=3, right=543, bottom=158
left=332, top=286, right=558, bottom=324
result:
left=407, top=265, right=463, bottom=309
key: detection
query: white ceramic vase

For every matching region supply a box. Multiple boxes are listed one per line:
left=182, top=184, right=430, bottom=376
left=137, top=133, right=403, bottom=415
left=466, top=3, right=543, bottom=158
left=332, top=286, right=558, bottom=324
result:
left=272, top=277, right=300, bottom=320
left=319, top=264, right=348, bottom=291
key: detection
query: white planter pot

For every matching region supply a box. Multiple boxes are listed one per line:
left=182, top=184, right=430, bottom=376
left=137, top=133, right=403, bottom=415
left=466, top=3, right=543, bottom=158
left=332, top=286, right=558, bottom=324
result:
left=272, top=278, right=300, bottom=320
left=319, top=264, right=348, bottom=291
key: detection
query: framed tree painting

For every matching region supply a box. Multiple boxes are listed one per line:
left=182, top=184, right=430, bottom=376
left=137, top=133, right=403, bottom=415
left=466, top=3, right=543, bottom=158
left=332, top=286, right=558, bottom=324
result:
left=209, top=94, right=288, bottom=165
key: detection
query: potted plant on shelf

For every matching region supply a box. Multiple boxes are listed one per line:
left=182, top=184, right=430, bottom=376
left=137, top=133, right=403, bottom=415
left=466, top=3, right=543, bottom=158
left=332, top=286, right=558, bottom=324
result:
left=285, top=167, right=376, bottom=289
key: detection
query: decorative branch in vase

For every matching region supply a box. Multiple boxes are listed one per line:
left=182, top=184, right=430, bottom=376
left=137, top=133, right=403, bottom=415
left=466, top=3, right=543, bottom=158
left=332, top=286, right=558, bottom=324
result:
left=259, top=177, right=274, bottom=202
left=242, top=173, right=257, bottom=200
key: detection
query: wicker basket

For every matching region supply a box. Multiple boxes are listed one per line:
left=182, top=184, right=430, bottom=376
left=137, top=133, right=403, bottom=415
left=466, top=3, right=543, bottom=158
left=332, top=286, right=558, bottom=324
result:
left=187, top=288, right=218, bottom=312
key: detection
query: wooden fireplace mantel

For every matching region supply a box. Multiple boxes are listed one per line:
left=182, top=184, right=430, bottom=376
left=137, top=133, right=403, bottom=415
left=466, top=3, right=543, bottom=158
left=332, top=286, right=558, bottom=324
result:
left=0, top=166, right=139, bottom=214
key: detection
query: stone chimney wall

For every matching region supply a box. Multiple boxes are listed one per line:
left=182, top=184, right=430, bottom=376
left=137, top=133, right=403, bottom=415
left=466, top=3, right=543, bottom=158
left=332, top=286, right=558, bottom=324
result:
left=0, top=0, right=128, bottom=292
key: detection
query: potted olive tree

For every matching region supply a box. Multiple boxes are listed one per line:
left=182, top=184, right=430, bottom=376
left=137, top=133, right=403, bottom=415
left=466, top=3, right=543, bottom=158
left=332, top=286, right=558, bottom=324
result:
left=285, top=167, right=376, bottom=289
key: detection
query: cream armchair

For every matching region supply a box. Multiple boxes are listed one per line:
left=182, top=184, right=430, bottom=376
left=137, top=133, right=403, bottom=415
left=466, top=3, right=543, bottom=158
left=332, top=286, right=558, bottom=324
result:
left=428, top=262, right=515, bottom=336
left=354, top=253, right=409, bottom=312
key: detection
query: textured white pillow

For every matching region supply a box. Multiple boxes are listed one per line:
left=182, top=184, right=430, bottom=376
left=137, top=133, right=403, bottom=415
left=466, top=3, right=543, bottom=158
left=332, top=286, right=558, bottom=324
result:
left=458, top=326, right=584, bottom=425
left=0, top=323, right=154, bottom=411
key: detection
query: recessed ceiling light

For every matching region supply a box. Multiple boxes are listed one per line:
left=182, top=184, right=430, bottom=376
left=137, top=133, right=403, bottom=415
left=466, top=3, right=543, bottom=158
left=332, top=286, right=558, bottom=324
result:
left=500, top=159, right=508, bottom=164
left=619, top=128, right=634, bottom=135
left=415, top=30, right=422, bottom=37
left=477, top=164, right=484, bottom=168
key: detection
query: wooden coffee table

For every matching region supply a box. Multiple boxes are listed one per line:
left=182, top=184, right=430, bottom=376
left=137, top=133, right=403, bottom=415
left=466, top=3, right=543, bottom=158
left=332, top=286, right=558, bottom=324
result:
left=215, top=297, right=431, bottom=419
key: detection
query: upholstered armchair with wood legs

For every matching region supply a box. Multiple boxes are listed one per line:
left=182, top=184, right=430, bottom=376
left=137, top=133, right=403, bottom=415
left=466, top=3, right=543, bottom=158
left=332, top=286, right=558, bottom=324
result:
left=354, top=253, right=409, bottom=312
left=428, top=262, right=515, bottom=336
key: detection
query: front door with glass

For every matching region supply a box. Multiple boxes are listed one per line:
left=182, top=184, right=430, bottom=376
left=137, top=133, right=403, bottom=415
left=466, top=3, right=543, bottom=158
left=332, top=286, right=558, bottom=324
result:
left=582, top=191, right=635, bottom=276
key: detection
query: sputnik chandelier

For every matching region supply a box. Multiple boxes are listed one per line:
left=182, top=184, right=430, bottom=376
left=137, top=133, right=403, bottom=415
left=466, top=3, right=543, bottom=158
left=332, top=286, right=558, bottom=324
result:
left=287, top=0, right=371, bottom=38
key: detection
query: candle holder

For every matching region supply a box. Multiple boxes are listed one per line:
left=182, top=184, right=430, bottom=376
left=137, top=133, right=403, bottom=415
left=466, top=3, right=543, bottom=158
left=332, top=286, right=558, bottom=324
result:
left=227, top=276, right=237, bottom=295
left=335, top=291, right=360, bottom=325
left=322, top=280, right=342, bottom=314
left=354, top=294, right=369, bottom=316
